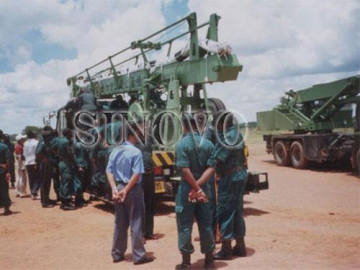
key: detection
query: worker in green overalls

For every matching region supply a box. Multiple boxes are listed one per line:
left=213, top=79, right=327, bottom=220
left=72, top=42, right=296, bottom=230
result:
left=51, top=128, right=85, bottom=210
left=175, top=114, right=216, bottom=270
left=0, top=129, right=12, bottom=215
left=212, top=110, right=248, bottom=260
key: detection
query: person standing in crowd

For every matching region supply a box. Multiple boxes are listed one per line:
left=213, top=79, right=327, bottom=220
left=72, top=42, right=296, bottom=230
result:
left=212, top=110, right=248, bottom=260
left=174, top=114, right=216, bottom=270
left=195, top=111, right=219, bottom=243
left=3, top=134, right=15, bottom=189
left=110, top=94, right=129, bottom=111
left=52, top=128, right=86, bottom=210
left=73, top=136, right=88, bottom=207
left=134, top=118, right=157, bottom=240
left=23, top=130, right=40, bottom=200
left=78, top=88, right=98, bottom=111
left=0, top=130, right=12, bottom=215
left=15, top=134, right=28, bottom=197
left=36, top=126, right=58, bottom=208
left=49, top=132, right=61, bottom=202
left=106, top=122, right=154, bottom=265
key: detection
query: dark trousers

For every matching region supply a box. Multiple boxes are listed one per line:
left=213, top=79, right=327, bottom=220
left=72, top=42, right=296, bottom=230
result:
left=0, top=172, right=11, bottom=208
left=39, top=162, right=52, bottom=204
left=58, top=161, right=81, bottom=200
left=26, top=164, right=40, bottom=196
left=52, top=164, right=60, bottom=198
left=8, top=163, right=15, bottom=186
left=142, top=173, right=155, bottom=237
left=175, top=181, right=215, bottom=254
left=217, top=172, right=247, bottom=240
left=112, top=183, right=146, bottom=263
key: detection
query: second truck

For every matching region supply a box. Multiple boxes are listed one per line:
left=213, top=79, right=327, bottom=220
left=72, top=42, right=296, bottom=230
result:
left=257, top=75, right=360, bottom=173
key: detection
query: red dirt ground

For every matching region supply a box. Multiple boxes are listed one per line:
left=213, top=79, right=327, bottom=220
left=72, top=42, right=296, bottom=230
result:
left=1, top=142, right=359, bottom=270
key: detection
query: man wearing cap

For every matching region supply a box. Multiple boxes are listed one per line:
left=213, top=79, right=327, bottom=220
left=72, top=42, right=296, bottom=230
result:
left=0, top=129, right=12, bottom=215
left=106, top=122, right=154, bottom=265
left=174, top=113, right=216, bottom=270
left=15, top=134, right=28, bottom=197
left=212, top=110, right=248, bottom=260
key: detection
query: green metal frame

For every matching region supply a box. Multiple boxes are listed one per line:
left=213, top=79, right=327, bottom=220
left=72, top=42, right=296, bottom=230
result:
left=257, top=75, right=360, bottom=132
left=66, top=12, right=243, bottom=149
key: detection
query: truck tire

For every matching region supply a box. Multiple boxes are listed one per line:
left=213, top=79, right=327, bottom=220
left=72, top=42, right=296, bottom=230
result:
left=290, top=141, right=308, bottom=169
left=208, top=98, right=226, bottom=112
left=274, top=141, right=290, bottom=166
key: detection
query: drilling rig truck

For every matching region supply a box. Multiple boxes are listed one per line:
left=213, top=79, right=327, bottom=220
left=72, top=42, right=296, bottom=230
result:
left=56, top=12, right=269, bottom=201
left=257, top=75, right=360, bottom=173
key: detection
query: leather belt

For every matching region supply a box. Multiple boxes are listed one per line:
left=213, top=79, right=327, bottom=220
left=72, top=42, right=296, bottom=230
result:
left=116, top=180, right=128, bottom=186
left=220, top=165, right=242, bottom=177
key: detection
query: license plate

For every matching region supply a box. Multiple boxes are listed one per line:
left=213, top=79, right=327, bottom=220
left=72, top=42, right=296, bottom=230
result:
left=155, top=180, right=165, bottom=194
left=163, top=168, right=170, bottom=175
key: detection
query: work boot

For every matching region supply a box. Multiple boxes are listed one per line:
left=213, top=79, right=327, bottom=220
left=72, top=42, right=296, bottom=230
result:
left=175, top=252, right=191, bottom=269
left=232, top=238, right=247, bottom=257
left=203, top=252, right=215, bottom=269
left=4, top=207, right=12, bottom=216
left=60, top=199, right=75, bottom=211
left=75, top=196, right=87, bottom=207
left=214, top=240, right=232, bottom=260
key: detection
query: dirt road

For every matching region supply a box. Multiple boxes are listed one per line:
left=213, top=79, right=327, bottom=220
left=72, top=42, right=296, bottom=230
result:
left=1, top=146, right=359, bottom=269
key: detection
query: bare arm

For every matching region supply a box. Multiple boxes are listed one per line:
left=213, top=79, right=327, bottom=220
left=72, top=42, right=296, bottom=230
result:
left=106, top=171, right=119, bottom=201
left=196, top=167, right=215, bottom=187
left=188, top=167, right=215, bottom=202
left=181, top=167, right=209, bottom=203
left=180, top=167, right=202, bottom=192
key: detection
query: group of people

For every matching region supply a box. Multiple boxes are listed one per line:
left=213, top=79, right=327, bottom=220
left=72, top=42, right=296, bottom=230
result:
left=105, top=110, right=248, bottom=269
left=0, top=125, right=90, bottom=213
left=1, top=107, right=248, bottom=269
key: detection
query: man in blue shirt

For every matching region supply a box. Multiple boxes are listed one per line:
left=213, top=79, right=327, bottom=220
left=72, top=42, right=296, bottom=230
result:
left=106, top=122, right=154, bottom=265
left=175, top=114, right=216, bottom=270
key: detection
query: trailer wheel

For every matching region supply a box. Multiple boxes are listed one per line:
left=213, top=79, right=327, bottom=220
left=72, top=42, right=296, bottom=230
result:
left=274, top=141, right=290, bottom=166
left=207, top=98, right=226, bottom=112
left=290, top=141, right=308, bottom=169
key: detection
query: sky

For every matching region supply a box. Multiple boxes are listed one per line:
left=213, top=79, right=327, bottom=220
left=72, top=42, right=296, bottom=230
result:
left=0, top=0, right=359, bottom=135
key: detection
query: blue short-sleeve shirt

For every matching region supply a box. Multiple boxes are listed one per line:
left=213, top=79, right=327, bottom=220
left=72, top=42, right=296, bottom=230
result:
left=106, top=141, right=144, bottom=183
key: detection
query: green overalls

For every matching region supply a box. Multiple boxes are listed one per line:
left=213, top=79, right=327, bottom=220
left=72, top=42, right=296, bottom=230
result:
left=175, top=132, right=216, bottom=254
left=213, top=125, right=248, bottom=240
left=0, top=142, right=11, bottom=209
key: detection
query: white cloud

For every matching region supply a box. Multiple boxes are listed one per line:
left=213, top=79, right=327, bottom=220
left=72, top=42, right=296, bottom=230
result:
left=188, top=0, right=360, bottom=122
left=0, top=0, right=359, bottom=134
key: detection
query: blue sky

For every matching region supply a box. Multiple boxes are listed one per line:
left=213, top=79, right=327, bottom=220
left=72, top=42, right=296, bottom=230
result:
left=0, top=0, right=359, bottom=134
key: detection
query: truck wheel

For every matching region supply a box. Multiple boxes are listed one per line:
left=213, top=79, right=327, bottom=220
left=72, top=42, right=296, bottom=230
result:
left=208, top=98, right=226, bottom=112
left=274, top=141, right=290, bottom=166
left=290, top=141, right=308, bottom=169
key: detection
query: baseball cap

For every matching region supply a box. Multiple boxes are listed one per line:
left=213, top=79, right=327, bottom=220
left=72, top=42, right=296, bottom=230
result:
left=15, top=134, right=27, bottom=141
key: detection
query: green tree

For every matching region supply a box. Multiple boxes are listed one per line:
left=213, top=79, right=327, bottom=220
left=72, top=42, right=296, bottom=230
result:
left=22, top=126, right=42, bottom=139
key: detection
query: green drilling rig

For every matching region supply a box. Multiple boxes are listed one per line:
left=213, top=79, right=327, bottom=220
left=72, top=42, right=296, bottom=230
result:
left=56, top=12, right=268, bottom=200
